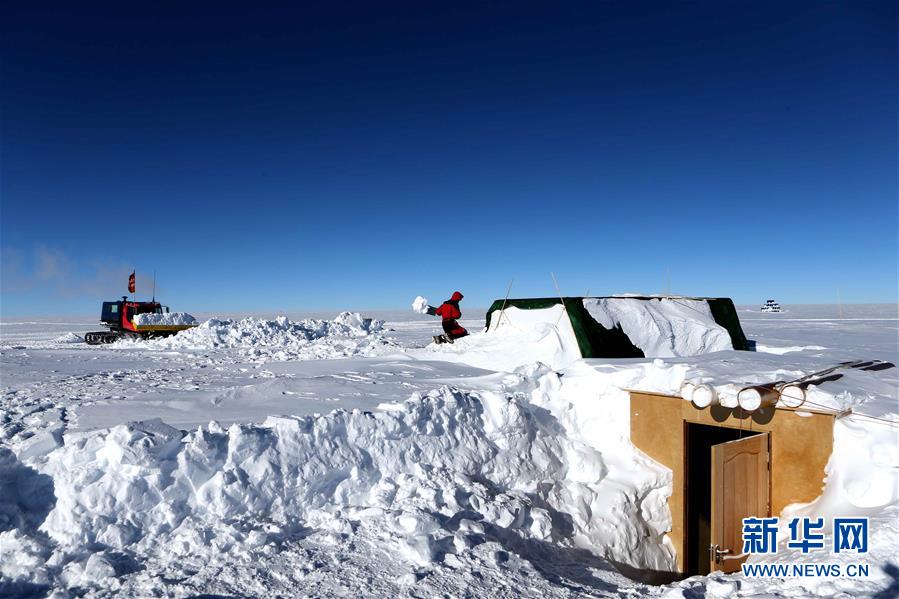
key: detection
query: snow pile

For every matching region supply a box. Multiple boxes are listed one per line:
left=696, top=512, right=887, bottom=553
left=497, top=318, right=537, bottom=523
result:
left=142, top=312, right=392, bottom=361
left=54, top=332, right=84, bottom=344
left=431, top=305, right=583, bottom=371
left=583, top=297, right=733, bottom=357
left=133, top=312, right=197, bottom=326
left=412, top=296, right=430, bottom=314
left=4, top=378, right=672, bottom=593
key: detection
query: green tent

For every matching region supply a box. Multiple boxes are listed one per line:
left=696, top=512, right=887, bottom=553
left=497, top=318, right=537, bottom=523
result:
left=484, top=296, right=750, bottom=359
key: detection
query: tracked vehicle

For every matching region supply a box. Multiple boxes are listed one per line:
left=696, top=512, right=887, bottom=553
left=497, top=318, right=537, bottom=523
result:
left=85, top=297, right=198, bottom=345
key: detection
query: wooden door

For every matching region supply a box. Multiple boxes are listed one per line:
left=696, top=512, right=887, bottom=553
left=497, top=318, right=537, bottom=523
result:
left=710, top=433, right=769, bottom=573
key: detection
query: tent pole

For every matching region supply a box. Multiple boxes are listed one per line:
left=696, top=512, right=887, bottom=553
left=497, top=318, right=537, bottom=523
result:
left=551, top=272, right=568, bottom=326
left=495, top=279, right=514, bottom=330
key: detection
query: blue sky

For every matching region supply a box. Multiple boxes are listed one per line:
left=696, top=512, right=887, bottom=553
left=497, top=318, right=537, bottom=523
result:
left=1, top=1, right=896, bottom=316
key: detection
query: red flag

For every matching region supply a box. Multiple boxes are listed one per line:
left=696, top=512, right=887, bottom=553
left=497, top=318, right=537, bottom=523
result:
left=128, top=271, right=136, bottom=294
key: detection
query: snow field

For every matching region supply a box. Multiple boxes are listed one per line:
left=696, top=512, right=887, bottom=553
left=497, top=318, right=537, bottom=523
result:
left=1, top=305, right=897, bottom=597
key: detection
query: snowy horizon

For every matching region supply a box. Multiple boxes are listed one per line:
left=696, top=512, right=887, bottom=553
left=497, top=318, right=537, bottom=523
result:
left=2, top=302, right=897, bottom=322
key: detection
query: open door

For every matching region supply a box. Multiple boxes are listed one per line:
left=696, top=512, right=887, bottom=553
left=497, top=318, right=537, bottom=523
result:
left=710, top=433, right=769, bottom=573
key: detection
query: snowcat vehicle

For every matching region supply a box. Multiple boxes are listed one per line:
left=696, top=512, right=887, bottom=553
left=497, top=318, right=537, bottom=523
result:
left=84, top=297, right=198, bottom=344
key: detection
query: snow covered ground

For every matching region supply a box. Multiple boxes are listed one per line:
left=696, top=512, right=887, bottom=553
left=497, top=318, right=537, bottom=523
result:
left=1, top=304, right=897, bottom=598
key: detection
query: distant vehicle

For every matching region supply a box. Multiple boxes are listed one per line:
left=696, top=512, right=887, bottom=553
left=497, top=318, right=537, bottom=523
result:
left=85, top=297, right=197, bottom=344
left=760, top=299, right=782, bottom=313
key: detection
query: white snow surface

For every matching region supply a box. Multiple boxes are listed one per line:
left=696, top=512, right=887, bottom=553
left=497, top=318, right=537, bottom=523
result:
left=53, top=332, right=84, bottom=344
left=582, top=297, right=734, bottom=357
left=429, top=305, right=584, bottom=371
left=133, top=312, right=197, bottom=326
left=0, top=304, right=897, bottom=598
left=130, top=311, right=392, bottom=362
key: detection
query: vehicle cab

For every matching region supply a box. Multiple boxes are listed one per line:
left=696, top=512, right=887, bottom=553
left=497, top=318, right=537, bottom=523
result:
left=100, top=297, right=169, bottom=331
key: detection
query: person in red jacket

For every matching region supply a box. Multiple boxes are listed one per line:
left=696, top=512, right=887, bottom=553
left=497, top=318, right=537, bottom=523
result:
left=434, top=291, right=468, bottom=341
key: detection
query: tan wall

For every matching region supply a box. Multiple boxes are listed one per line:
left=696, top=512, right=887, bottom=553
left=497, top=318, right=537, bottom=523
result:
left=630, top=391, right=835, bottom=573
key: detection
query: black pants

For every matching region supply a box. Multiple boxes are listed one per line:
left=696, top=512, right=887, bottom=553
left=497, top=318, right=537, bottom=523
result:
left=442, top=319, right=468, bottom=339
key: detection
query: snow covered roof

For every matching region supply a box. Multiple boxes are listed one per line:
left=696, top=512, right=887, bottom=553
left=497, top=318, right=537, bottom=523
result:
left=483, top=296, right=749, bottom=360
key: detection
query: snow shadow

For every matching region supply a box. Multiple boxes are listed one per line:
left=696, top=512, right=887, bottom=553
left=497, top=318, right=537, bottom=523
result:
left=873, top=563, right=899, bottom=599
left=0, top=581, right=52, bottom=599
left=428, top=508, right=623, bottom=594
left=0, top=447, right=56, bottom=533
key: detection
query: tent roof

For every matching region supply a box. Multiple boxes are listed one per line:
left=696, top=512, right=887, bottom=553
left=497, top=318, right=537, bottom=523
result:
left=485, top=296, right=750, bottom=356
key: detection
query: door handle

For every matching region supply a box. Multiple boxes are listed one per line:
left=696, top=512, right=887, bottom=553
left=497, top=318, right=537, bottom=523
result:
left=709, top=544, right=731, bottom=564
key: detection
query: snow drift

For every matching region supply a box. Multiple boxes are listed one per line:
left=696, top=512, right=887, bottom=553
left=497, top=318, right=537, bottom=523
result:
left=140, top=311, right=392, bottom=361
left=431, top=305, right=583, bottom=371
left=5, top=376, right=673, bottom=593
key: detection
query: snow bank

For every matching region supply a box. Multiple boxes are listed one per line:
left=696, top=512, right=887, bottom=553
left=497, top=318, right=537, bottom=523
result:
left=582, top=297, right=733, bottom=357
left=133, top=312, right=197, bottom=326
left=54, top=332, right=83, bottom=344
left=430, top=305, right=583, bottom=371
left=412, top=296, right=429, bottom=315
left=3, top=377, right=672, bottom=593
left=141, top=312, right=392, bottom=361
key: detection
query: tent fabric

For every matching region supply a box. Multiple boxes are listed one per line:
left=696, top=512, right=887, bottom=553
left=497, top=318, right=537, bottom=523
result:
left=485, top=296, right=750, bottom=359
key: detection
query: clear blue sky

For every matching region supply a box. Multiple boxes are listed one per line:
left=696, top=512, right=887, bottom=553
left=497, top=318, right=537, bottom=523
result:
left=1, top=1, right=896, bottom=317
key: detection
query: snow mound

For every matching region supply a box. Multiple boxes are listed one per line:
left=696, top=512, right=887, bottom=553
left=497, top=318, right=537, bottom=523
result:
left=54, top=332, right=84, bottom=344
left=10, top=378, right=672, bottom=593
left=432, top=305, right=583, bottom=371
left=142, top=312, right=392, bottom=361
left=412, top=296, right=429, bottom=314
left=133, top=312, right=197, bottom=326
left=583, top=297, right=733, bottom=357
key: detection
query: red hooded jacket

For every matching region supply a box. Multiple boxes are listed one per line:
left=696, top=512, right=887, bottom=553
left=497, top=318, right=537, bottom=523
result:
left=435, top=291, right=463, bottom=321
